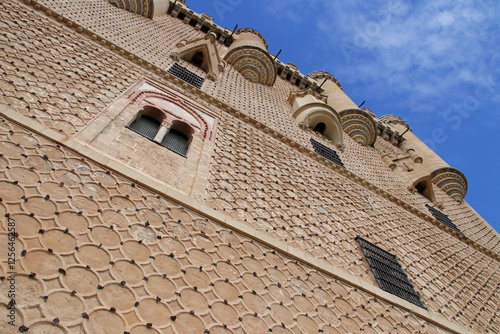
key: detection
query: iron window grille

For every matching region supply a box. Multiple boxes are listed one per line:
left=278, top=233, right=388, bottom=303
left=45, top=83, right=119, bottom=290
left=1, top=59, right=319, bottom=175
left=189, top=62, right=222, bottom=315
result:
left=425, top=204, right=462, bottom=234
left=127, top=115, right=160, bottom=140
left=310, top=138, right=345, bottom=168
left=161, top=129, right=189, bottom=157
left=356, top=236, right=426, bottom=309
left=168, top=63, right=205, bottom=89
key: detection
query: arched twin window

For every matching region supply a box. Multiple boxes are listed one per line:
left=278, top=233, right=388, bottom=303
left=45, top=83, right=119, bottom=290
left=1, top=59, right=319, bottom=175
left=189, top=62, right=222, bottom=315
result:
left=128, top=112, right=192, bottom=157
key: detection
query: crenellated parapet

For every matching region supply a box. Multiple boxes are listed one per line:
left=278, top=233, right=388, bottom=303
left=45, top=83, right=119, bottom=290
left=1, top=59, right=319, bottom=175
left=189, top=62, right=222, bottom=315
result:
left=339, top=108, right=377, bottom=146
left=224, top=28, right=276, bottom=86
left=431, top=168, right=468, bottom=203
left=108, top=0, right=172, bottom=19
left=275, top=63, right=321, bottom=90
left=376, top=121, right=401, bottom=146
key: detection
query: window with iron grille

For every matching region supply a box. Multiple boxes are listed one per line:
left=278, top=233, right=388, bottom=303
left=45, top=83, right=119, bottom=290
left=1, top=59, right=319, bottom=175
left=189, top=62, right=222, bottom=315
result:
left=127, top=115, right=160, bottom=140
left=310, top=138, right=345, bottom=168
left=168, top=63, right=205, bottom=89
left=356, top=236, right=426, bottom=309
left=425, top=204, right=462, bottom=233
left=161, top=129, right=189, bottom=157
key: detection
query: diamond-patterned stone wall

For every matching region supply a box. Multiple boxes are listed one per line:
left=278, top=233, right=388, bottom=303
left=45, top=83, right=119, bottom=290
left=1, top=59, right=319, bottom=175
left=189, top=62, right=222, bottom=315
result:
left=0, top=117, right=459, bottom=334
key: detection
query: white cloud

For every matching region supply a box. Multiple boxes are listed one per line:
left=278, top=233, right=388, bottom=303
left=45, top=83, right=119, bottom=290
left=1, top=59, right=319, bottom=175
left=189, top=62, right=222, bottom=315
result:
left=259, top=0, right=499, bottom=132
left=304, top=0, right=500, bottom=118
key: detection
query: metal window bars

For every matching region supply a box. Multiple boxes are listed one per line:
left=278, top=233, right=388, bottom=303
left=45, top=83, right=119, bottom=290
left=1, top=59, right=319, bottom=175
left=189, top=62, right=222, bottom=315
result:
left=356, top=236, right=426, bottom=309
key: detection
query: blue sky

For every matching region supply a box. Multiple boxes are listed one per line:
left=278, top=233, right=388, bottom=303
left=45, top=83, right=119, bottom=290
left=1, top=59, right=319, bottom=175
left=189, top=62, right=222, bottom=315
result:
left=188, top=0, right=500, bottom=232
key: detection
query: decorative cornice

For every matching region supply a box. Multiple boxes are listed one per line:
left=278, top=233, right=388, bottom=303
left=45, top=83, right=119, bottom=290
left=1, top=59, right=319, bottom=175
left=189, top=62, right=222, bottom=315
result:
left=377, top=121, right=401, bottom=146
left=20, top=0, right=499, bottom=265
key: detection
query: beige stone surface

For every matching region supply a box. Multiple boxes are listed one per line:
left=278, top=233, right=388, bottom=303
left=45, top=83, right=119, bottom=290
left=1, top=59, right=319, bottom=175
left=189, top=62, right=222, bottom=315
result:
left=0, top=117, right=471, bottom=334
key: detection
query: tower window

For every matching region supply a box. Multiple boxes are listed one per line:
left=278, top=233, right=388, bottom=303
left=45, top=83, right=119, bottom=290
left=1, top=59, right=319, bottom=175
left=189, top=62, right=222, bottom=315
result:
left=168, top=63, right=205, bottom=89
left=128, top=115, right=160, bottom=140
left=414, top=178, right=436, bottom=203
left=426, top=205, right=462, bottom=233
left=310, top=138, right=344, bottom=168
left=356, top=236, right=426, bottom=309
left=161, top=129, right=190, bottom=157
left=190, top=52, right=204, bottom=69
left=313, top=122, right=326, bottom=134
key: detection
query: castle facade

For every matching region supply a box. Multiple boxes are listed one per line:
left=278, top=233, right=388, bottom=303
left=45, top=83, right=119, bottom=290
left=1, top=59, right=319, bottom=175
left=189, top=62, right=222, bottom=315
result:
left=0, top=0, right=499, bottom=333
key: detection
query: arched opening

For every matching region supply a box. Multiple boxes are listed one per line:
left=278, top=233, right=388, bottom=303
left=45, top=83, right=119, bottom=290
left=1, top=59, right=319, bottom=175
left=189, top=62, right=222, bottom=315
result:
left=414, top=177, right=436, bottom=203
left=128, top=115, right=161, bottom=140
left=313, top=122, right=326, bottom=135
left=190, top=51, right=204, bottom=69
left=292, top=103, right=344, bottom=147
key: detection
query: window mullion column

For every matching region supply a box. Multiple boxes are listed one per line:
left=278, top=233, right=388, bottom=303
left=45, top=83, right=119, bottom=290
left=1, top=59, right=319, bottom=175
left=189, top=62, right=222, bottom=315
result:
left=154, top=122, right=170, bottom=144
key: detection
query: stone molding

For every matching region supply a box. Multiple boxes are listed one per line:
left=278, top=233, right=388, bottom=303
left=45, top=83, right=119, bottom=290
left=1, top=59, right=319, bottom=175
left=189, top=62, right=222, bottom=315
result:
left=338, top=108, right=377, bottom=146
left=19, top=0, right=498, bottom=265
left=288, top=88, right=328, bottom=104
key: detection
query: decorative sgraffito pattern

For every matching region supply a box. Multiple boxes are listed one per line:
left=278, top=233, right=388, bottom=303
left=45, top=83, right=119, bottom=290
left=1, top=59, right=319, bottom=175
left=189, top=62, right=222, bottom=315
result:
left=207, top=115, right=500, bottom=333
left=24, top=0, right=500, bottom=259
left=0, top=0, right=147, bottom=138
left=0, top=117, right=457, bottom=334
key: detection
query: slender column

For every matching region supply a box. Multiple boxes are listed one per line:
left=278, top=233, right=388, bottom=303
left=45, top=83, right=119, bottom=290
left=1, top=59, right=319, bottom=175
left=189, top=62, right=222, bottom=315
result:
left=154, top=123, right=170, bottom=143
